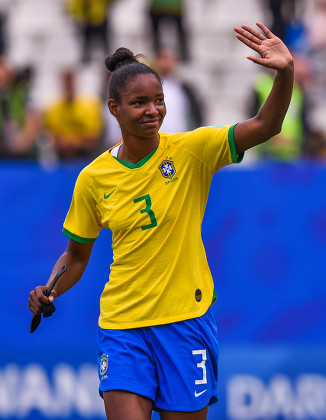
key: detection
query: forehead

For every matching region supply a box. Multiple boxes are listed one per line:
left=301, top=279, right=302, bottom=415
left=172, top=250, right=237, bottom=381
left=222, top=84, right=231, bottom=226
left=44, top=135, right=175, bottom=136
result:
left=122, top=73, right=163, bottom=98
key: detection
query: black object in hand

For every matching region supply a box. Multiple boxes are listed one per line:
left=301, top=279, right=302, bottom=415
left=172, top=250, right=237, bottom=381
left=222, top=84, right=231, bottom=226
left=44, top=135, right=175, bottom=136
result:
left=30, top=264, right=67, bottom=334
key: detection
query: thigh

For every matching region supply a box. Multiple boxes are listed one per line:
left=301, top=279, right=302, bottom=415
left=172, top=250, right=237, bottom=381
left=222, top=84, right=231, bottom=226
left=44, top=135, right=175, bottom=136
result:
left=103, top=390, right=153, bottom=420
left=149, top=308, right=219, bottom=412
left=97, top=327, right=157, bottom=402
left=159, top=405, right=208, bottom=420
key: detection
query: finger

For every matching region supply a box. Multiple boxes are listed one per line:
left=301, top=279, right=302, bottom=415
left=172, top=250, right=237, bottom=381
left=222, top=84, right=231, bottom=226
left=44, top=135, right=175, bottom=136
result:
left=256, top=22, right=274, bottom=39
left=235, top=33, right=260, bottom=53
left=48, top=290, right=57, bottom=303
left=28, top=295, right=43, bottom=314
left=234, top=26, right=263, bottom=46
left=28, top=302, right=42, bottom=314
left=246, top=55, right=271, bottom=67
left=29, top=289, right=42, bottom=305
left=240, top=24, right=265, bottom=42
left=35, top=287, right=50, bottom=304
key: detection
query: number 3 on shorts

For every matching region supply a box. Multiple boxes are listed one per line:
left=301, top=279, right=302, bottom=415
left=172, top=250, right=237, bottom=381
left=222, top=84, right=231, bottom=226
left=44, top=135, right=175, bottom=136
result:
left=192, top=349, right=207, bottom=384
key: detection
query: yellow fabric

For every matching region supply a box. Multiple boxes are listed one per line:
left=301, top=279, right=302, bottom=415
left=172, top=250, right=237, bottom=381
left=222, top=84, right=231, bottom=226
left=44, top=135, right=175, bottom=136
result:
left=63, top=125, right=240, bottom=329
left=44, top=96, right=103, bottom=147
left=67, top=0, right=111, bottom=25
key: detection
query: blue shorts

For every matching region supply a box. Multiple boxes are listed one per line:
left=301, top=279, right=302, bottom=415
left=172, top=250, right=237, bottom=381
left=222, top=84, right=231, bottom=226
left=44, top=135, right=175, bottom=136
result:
left=97, top=307, right=218, bottom=412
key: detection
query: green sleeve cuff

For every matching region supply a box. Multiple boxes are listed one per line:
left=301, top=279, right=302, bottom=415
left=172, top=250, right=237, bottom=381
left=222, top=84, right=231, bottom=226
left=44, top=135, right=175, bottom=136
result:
left=62, top=227, right=97, bottom=244
left=212, top=288, right=217, bottom=304
left=228, top=123, right=244, bottom=163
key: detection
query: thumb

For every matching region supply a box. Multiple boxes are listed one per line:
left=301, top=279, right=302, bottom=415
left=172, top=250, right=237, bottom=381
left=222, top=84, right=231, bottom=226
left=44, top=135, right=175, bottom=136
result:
left=48, top=291, right=57, bottom=303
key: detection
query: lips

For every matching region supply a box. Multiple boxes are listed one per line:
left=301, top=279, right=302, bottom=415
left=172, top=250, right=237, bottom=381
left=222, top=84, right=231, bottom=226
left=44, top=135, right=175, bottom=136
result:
left=142, top=120, right=159, bottom=126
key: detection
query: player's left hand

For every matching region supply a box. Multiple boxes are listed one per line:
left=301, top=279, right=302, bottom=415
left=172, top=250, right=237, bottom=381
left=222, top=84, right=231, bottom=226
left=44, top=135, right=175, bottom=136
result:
left=234, top=22, right=293, bottom=71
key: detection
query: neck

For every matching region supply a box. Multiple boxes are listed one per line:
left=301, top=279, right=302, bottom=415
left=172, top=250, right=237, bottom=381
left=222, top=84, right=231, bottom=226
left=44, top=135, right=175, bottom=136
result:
left=118, top=135, right=160, bottom=164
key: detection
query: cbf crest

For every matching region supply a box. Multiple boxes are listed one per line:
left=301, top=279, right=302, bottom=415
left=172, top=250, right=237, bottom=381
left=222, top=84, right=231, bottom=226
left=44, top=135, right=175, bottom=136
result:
left=100, top=353, right=108, bottom=376
left=159, top=157, right=176, bottom=179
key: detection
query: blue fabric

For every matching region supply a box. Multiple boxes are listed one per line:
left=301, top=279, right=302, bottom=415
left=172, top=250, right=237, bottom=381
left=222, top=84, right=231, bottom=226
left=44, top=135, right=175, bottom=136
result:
left=1, top=162, right=326, bottom=420
left=97, top=307, right=218, bottom=412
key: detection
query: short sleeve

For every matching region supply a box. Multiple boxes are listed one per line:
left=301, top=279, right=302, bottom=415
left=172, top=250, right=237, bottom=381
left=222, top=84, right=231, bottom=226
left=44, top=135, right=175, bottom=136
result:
left=181, top=124, right=244, bottom=173
left=63, top=169, right=102, bottom=243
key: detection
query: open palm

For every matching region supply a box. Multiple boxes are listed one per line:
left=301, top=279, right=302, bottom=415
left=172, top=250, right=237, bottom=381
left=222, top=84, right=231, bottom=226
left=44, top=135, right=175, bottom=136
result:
left=234, top=22, right=293, bottom=71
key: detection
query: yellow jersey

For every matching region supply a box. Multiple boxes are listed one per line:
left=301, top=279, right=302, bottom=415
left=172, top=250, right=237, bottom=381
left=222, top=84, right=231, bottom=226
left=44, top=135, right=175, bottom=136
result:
left=63, top=124, right=243, bottom=329
left=44, top=96, right=103, bottom=146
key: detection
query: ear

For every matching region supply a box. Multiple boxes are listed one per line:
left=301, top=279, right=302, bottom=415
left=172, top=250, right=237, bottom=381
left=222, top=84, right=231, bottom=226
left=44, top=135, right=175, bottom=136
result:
left=108, top=99, right=120, bottom=118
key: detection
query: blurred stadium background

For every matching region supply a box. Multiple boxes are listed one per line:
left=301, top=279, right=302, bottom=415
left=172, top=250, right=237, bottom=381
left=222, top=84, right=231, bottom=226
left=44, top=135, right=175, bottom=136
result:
left=1, top=0, right=326, bottom=419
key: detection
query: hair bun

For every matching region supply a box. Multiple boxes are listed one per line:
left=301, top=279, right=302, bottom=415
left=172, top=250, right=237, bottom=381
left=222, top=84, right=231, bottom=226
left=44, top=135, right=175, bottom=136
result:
left=105, top=47, right=137, bottom=72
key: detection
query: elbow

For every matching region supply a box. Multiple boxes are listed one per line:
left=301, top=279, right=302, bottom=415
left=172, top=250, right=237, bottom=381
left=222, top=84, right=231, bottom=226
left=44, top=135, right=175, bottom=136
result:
left=270, top=124, right=282, bottom=138
left=255, top=112, right=284, bottom=140
left=261, top=121, right=283, bottom=141
left=273, top=121, right=283, bottom=136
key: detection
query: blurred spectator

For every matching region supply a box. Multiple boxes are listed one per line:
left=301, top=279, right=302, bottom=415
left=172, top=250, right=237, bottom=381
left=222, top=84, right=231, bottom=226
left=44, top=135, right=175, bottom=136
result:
left=0, top=57, right=40, bottom=159
left=0, top=0, right=10, bottom=55
left=148, top=0, right=190, bottom=61
left=249, top=53, right=311, bottom=161
left=308, top=0, right=326, bottom=50
left=67, top=0, right=115, bottom=63
left=283, top=0, right=309, bottom=54
left=302, top=129, right=326, bottom=159
left=42, top=69, right=104, bottom=160
left=264, top=0, right=309, bottom=54
left=265, top=0, right=297, bottom=41
left=153, top=47, right=203, bottom=132
left=303, top=0, right=326, bottom=138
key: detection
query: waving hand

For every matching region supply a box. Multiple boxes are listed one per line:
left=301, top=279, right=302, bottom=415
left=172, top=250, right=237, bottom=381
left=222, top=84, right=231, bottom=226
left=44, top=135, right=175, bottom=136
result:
left=232, top=22, right=294, bottom=153
left=234, top=22, right=293, bottom=71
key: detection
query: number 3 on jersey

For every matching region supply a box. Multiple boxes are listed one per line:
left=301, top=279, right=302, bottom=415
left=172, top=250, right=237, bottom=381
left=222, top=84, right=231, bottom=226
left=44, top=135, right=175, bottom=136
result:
left=134, top=194, right=158, bottom=230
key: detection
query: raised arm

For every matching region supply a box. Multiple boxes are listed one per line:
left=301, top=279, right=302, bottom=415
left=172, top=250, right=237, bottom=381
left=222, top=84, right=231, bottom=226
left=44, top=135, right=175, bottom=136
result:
left=28, top=239, right=94, bottom=314
left=233, top=22, right=294, bottom=154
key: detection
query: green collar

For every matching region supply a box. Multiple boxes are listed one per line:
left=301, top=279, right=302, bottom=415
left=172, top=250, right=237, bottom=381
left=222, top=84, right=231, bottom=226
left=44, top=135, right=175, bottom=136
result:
left=114, top=147, right=158, bottom=169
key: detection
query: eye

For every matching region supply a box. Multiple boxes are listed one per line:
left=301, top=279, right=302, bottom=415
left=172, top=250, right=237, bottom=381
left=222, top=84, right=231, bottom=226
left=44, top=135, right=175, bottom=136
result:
left=156, top=98, right=165, bottom=104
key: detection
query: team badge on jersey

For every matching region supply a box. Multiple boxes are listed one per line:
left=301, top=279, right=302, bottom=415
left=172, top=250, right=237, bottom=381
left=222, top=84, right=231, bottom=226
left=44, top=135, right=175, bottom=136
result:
left=159, top=158, right=176, bottom=179
left=100, top=353, right=109, bottom=376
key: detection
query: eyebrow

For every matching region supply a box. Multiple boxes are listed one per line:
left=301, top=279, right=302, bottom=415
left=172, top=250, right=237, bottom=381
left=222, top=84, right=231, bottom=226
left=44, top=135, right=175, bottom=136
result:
left=133, top=93, right=164, bottom=100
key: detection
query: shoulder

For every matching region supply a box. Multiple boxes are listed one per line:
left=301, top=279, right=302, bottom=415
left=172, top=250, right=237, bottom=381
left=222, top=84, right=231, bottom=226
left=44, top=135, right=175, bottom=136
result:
left=160, top=124, right=238, bottom=170
left=161, top=126, right=231, bottom=147
left=76, top=150, right=112, bottom=187
left=84, top=149, right=112, bottom=171
left=160, top=127, right=210, bottom=141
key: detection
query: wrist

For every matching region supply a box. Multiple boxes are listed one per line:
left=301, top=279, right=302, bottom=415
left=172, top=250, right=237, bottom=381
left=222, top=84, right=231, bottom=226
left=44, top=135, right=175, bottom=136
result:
left=279, top=59, right=294, bottom=74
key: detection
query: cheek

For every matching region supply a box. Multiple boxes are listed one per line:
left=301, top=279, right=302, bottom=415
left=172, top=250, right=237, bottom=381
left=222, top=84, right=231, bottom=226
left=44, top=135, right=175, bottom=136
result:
left=123, top=111, right=141, bottom=124
left=161, top=105, right=167, bottom=118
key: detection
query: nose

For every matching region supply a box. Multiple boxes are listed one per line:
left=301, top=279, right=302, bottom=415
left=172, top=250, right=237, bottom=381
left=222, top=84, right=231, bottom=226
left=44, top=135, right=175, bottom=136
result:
left=145, top=102, right=159, bottom=116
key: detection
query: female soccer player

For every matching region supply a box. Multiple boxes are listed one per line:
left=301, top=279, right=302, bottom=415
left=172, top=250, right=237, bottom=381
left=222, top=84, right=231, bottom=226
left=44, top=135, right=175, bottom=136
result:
left=29, top=22, right=293, bottom=420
